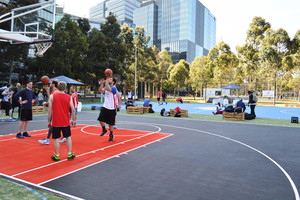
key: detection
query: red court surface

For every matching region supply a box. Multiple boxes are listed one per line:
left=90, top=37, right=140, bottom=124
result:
left=0, top=124, right=171, bottom=185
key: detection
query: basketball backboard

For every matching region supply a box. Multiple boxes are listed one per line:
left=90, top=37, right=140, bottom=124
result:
left=0, top=0, right=56, bottom=44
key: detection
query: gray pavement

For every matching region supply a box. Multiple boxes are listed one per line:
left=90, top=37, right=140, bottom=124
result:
left=1, top=112, right=300, bottom=200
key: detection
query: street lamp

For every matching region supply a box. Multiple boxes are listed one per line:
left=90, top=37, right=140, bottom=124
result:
left=134, top=36, right=137, bottom=100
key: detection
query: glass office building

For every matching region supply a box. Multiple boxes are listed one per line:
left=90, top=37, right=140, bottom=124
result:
left=90, top=0, right=140, bottom=25
left=134, top=0, right=216, bottom=64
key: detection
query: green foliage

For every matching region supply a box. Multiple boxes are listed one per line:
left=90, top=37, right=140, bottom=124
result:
left=77, top=18, right=91, bottom=35
left=35, top=15, right=88, bottom=82
left=169, top=59, right=189, bottom=92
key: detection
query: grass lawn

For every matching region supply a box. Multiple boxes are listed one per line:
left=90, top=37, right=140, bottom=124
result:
left=0, top=177, right=65, bottom=200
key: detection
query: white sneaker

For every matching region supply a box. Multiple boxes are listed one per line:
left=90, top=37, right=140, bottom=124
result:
left=39, top=138, right=49, bottom=145
left=113, top=125, right=117, bottom=129
left=59, top=137, right=66, bottom=143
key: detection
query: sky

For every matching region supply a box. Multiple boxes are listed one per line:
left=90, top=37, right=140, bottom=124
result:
left=57, top=0, right=300, bottom=52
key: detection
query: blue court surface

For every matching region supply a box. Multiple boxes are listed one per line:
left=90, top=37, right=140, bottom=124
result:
left=83, top=101, right=300, bottom=120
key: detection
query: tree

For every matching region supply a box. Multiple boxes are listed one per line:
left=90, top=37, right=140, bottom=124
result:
left=207, top=42, right=238, bottom=86
left=237, top=17, right=271, bottom=92
left=35, top=15, right=88, bottom=81
left=101, top=13, right=126, bottom=76
left=86, top=28, right=107, bottom=85
left=169, top=59, right=189, bottom=95
left=77, top=18, right=91, bottom=35
left=157, top=49, right=173, bottom=90
left=259, top=28, right=292, bottom=104
left=189, top=56, right=210, bottom=97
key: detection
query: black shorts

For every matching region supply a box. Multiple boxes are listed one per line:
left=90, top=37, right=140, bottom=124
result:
left=1, top=101, right=12, bottom=111
left=97, top=107, right=116, bottom=125
left=20, top=109, right=32, bottom=121
left=52, top=126, right=71, bottom=139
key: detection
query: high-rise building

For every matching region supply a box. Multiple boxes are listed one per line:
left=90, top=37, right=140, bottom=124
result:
left=90, top=0, right=140, bottom=25
left=134, top=0, right=216, bottom=64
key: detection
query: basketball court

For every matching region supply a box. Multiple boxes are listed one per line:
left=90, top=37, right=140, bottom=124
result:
left=1, top=112, right=299, bottom=200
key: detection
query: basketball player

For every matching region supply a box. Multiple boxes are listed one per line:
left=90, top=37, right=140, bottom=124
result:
left=15, top=81, right=36, bottom=139
left=48, top=81, right=76, bottom=161
left=39, top=80, right=58, bottom=144
left=98, top=76, right=117, bottom=142
left=59, top=86, right=78, bottom=143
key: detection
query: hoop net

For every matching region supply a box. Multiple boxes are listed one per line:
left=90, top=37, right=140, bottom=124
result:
left=34, top=41, right=52, bottom=57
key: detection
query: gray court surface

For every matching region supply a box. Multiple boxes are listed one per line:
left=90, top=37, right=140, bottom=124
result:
left=1, top=112, right=300, bottom=200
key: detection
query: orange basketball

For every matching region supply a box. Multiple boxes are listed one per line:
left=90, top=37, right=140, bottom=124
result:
left=41, top=76, right=50, bottom=84
left=104, top=68, right=113, bottom=77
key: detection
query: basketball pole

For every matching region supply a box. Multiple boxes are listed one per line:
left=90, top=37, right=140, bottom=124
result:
left=134, top=36, right=137, bottom=100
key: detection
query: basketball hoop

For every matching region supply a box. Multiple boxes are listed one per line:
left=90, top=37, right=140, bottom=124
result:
left=34, top=41, right=52, bottom=57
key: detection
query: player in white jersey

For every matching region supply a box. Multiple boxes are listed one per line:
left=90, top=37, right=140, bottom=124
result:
left=97, top=77, right=117, bottom=142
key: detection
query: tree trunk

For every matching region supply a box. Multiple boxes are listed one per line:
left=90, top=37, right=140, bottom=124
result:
left=9, top=61, right=14, bottom=84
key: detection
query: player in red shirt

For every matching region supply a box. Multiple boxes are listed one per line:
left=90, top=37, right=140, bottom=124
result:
left=48, top=81, right=76, bottom=161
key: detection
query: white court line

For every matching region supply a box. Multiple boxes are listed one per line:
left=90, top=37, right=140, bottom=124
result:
left=10, top=124, right=166, bottom=179
left=126, top=121, right=300, bottom=200
left=0, top=126, right=87, bottom=142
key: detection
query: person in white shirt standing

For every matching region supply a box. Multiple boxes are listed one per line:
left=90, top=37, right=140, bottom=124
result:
left=98, top=76, right=117, bottom=142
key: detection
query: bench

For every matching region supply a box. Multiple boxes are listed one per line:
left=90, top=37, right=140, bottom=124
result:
left=127, top=106, right=144, bottom=114
left=32, top=106, right=45, bottom=114
left=143, top=106, right=150, bottom=113
left=170, top=109, right=188, bottom=117
left=223, top=112, right=245, bottom=121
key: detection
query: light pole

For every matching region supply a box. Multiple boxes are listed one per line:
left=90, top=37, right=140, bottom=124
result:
left=134, top=38, right=137, bottom=100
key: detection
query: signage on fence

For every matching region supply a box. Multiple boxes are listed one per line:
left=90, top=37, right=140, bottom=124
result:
left=206, top=89, right=221, bottom=97
left=262, top=90, right=274, bottom=97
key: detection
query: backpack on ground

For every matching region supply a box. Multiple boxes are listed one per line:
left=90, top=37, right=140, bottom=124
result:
left=225, top=105, right=234, bottom=112
left=245, top=113, right=255, bottom=120
left=252, top=93, right=258, bottom=103
left=234, top=107, right=243, bottom=113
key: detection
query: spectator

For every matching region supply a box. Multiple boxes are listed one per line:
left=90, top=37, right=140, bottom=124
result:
left=0, top=84, right=15, bottom=122
left=15, top=81, right=36, bottom=138
left=128, top=90, right=132, bottom=100
left=174, top=106, right=181, bottom=117
left=176, top=97, right=183, bottom=103
left=37, top=91, right=44, bottom=106
left=236, top=99, right=246, bottom=112
left=157, top=91, right=161, bottom=105
left=162, top=92, right=167, bottom=105
left=248, top=91, right=257, bottom=118
left=11, top=83, right=21, bottom=120
left=143, top=98, right=150, bottom=107
left=212, top=102, right=224, bottom=115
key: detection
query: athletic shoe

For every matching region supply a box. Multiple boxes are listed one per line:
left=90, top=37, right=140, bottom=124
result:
left=16, top=133, right=24, bottom=139
left=59, top=137, right=66, bottom=143
left=109, top=134, right=114, bottom=142
left=22, top=132, right=31, bottom=137
left=67, top=152, right=76, bottom=160
left=39, top=138, right=49, bottom=145
left=113, top=125, right=117, bottom=129
left=73, top=121, right=77, bottom=127
left=51, top=154, right=60, bottom=162
left=7, top=117, right=16, bottom=122
left=100, top=129, right=108, bottom=136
